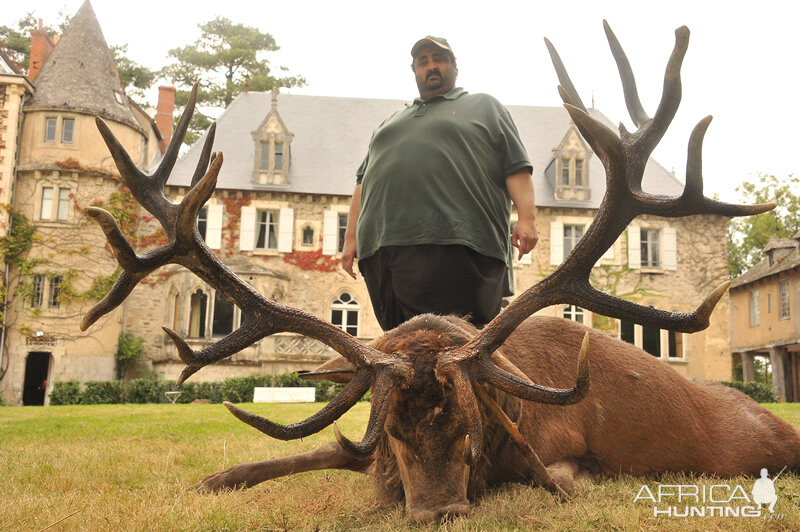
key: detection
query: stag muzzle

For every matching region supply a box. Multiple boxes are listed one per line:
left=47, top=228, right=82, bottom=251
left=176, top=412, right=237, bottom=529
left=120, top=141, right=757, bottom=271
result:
left=387, top=431, right=473, bottom=523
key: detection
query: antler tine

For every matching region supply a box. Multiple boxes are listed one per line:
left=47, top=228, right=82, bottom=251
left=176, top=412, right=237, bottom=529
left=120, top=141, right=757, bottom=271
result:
left=190, top=122, right=217, bottom=187
left=638, top=25, right=690, bottom=161
left=644, top=116, right=777, bottom=218
left=435, top=362, right=484, bottom=465
left=156, top=83, right=200, bottom=189
left=221, top=369, right=373, bottom=440
left=333, top=369, right=396, bottom=457
left=602, top=22, right=689, bottom=191
left=544, top=38, right=587, bottom=112
left=603, top=20, right=649, bottom=128
left=80, top=270, right=139, bottom=331
left=476, top=332, right=590, bottom=404
left=176, top=152, right=221, bottom=243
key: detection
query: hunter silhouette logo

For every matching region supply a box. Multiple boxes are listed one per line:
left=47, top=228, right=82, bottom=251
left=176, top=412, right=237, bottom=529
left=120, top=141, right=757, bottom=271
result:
left=752, top=466, right=786, bottom=513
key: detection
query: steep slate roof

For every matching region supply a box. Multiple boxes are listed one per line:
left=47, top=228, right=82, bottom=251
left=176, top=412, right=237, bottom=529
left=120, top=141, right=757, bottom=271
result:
left=731, top=237, right=800, bottom=289
left=25, top=0, right=139, bottom=129
left=168, top=91, right=684, bottom=205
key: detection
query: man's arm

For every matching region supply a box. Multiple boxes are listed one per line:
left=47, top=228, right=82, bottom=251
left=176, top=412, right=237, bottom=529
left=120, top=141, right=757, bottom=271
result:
left=341, top=184, right=361, bottom=279
left=506, top=170, right=538, bottom=260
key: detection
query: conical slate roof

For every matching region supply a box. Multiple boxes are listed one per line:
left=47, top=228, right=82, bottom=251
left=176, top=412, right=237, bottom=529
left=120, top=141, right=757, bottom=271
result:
left=25, top=0, right=139, bottom=129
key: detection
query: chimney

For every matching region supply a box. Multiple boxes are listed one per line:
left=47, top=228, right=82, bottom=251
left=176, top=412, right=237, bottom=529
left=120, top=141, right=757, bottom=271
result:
left=29, top=19, right=56, bottom=82
left=156, top=86, right=177, bottom=153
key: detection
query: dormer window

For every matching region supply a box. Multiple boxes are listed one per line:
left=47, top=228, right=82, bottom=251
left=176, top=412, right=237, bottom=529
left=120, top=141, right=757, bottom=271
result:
left=251, top=89, right=293, bottom=186
left=551, top=124, right=591, bottom=202
left=558, top=157, right=587, bottom=188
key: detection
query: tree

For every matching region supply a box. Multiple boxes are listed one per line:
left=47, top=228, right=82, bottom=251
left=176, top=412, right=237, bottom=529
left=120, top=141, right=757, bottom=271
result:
left=727, top=173, right=800, bottom=277
left=162, top=17, right=305, bottom=144
left=0, top=11, right=68, bottom=73
left=110, top=44, right=156, bottom=106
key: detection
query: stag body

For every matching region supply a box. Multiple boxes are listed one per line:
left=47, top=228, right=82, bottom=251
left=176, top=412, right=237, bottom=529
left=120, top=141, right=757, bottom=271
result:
left=197, top=314, right=800, bottom=521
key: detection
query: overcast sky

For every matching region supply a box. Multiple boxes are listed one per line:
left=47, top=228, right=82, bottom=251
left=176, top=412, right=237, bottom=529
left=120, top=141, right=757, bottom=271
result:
left=7, top=0, right=799, bottom=201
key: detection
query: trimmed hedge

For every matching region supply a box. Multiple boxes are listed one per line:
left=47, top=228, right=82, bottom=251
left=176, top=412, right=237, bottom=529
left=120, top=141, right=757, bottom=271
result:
left=720, top=380, right=779, bottom=403
left=49, top=372, right=352, bottom=405
left=49, top=380, right=81, bottom=405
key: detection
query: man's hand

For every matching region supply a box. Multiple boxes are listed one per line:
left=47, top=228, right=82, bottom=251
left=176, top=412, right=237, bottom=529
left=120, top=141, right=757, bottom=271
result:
left=341, top=236, right=358, bottom=279
left=512, top=217, right=538, bottom=260
left=505, top=170, right=538, bottom=260
left=341, top=183, right=362, bottom=279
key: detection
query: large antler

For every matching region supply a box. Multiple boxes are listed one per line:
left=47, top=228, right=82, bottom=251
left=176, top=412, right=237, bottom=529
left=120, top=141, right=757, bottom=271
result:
left=85, top=84, right=414, bottom=447
left=435, top=21, right=775, bottom=463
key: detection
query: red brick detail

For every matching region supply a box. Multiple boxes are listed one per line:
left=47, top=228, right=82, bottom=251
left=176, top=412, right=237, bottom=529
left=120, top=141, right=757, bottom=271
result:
left=29, top=20, right=56, bottom=82
left=156, top=86, right=176, bottom=153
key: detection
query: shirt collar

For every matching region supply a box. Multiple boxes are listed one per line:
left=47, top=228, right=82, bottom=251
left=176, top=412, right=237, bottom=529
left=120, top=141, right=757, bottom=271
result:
left=412, top=87, right=466, bottom=105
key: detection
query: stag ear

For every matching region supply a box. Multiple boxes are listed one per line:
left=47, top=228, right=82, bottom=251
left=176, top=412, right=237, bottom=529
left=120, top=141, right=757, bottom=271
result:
left=299, top=355, right=355, bottom=384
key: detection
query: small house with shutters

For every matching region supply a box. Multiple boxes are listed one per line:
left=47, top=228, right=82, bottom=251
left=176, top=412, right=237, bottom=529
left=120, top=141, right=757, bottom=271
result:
left=730, top=232, right=800, bottom=401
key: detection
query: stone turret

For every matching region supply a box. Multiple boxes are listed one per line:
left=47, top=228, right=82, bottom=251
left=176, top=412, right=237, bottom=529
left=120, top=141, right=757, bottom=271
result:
left=25, top=0, right=139, bottom=129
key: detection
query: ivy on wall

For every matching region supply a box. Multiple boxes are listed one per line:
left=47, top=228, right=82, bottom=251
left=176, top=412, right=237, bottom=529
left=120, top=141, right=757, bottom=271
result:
left=220, top=196, right=251, bottom=257
left=283, top=248, right=340, bottom=272
left=0, top=209, right=46, bottom=325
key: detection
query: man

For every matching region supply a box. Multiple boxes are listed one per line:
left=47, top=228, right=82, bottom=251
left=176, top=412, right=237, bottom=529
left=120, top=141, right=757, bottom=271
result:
left=342, top=36, right=537, bottom=330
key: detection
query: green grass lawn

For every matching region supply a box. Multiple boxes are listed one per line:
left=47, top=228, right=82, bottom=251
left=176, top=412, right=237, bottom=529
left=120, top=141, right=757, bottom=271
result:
left=1, top=402, right=799, bottom=531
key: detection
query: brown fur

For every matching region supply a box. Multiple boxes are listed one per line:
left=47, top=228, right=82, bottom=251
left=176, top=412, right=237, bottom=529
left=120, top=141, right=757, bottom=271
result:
left=199, top=314, right=800, bottom=522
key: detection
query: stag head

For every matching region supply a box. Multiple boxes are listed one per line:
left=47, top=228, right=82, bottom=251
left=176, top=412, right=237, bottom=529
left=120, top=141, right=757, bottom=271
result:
left=84, top=22, right=773, bottom=521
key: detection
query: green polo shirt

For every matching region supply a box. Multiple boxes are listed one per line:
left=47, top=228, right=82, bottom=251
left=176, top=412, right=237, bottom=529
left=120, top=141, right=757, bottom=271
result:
left=355, top=87, right=531, bottom=293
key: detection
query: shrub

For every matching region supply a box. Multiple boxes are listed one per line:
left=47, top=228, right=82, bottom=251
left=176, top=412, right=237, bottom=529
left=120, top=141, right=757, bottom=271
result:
left=49, top=380, right=82, bottom=405
left=80, top=380, right=124, bottom=404
left=45, top=372, right=369, bottom=406
left=220, top=375, right=271, bottom=403
left=127, top=378, right=167, bottom=404
left=720, top=381, right=779, bottom=403
left=193, top=381, right=223, bottom=403
left=116, top=332, right=145, bottom=379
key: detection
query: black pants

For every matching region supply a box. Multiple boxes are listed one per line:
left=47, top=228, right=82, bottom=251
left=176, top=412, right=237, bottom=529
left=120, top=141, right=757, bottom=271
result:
left=358, top=244, right=507, bottom=331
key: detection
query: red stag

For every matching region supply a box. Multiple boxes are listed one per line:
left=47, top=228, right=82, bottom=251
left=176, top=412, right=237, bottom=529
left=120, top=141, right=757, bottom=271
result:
left=82, top=22, right=799, bottom=522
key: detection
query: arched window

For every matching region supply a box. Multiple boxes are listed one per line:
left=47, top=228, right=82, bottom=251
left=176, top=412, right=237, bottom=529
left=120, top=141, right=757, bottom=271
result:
left=562, top=304, right=584, bottom=324
left=302, top=225, right=315, bottom=246
left=331, top=292, right=359, bottom=336
left=188, top=289, right=207, bottom=338
left=212, top=291, right=236, bottom=337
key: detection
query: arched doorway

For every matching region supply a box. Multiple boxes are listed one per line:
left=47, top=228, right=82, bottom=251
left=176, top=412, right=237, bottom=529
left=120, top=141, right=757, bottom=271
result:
left=23, top=352, right=51, bottom=406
